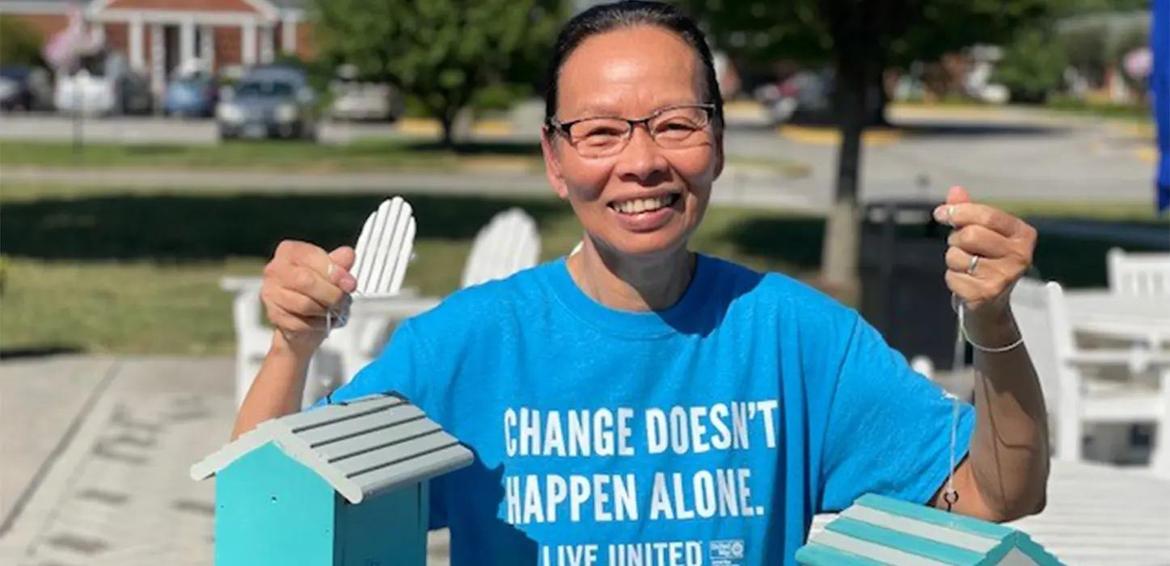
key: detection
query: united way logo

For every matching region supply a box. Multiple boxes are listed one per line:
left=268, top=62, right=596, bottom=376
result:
left=708, top=539, right=745, bottom=566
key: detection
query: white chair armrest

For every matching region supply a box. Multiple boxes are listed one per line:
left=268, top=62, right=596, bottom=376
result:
left=1065, top=350, right=1170, bottom=374
left=330, top=295, right=442, bottom=381
left=350, top=295, right=441, bottom=318
left=220, top=275, right=263, bottom=293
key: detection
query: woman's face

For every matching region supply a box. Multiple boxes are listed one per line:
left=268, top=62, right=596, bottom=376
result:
left=542, top=25, right=723, bottom=259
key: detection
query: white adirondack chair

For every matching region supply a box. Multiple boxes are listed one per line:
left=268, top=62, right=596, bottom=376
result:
left=221, top=275, right=267, bottom=405
left=226, top=197, right=417, bottom=409
left=1010, top=278, right=1170, bottom=477
left=348, top=197, right=417, bottom=297
left=1107, top=247, right=1170, bottom=296
left=313, top=197, right=419, bottom=404
left=461, top=207, right=541, bottom=288
left=333, top=207, right=541, bottom=380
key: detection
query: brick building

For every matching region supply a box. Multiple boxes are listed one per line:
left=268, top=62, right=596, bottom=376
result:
left=1, top=0, right=314, bottom=88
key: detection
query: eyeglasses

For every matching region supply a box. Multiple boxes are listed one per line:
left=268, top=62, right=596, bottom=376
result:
left=546, top=103, right=716, bottom=158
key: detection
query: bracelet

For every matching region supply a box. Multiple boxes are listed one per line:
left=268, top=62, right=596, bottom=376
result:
left=953, top=296, right=1025, bottom=353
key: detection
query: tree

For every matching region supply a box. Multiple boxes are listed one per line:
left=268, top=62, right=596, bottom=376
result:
left=0, top=16, right=45, bottom=66
left=681, top=0, right=1057, bottom=290
left=311, top=0, right=564, bottom=148
left=994, top=28, right=1069, bottom=104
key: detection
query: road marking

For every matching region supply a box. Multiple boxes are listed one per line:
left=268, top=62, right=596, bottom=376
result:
left=778, top=125, right=903, bottom=146
left=1135, top=146, right=1158, bottom=164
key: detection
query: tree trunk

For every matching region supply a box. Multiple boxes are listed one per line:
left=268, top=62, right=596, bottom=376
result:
left=870, top=73, right=890, bottom=127
left=439, top=113, right=456, bottom=149
left=820, top=50, right=873, bottom=293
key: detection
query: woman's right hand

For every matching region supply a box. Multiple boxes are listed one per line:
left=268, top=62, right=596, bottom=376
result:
left=260, top=240, right=357, bottom=358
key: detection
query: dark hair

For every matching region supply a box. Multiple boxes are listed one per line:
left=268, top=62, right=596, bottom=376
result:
left=543, top=1, right=723, bottom=132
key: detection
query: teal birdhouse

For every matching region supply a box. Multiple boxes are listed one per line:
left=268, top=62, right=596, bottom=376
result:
left=190, top=394, right=472, bottom=566
left=797, top=494, right=1062, bottom=565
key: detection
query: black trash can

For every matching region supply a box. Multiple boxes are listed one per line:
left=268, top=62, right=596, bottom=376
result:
left=859, top=200, right=961, bottom=370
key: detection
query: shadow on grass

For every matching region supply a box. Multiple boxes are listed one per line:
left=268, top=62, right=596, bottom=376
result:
left=893, top=122, right=1065, bottom=138
left=408, top=140, right=541, bottom=156
left=0, top=139, right=544, bottom=167
left=732, top=112, right=1063, bottom=138
left=718, top=216, right=826, bottom=270
left=0, top=346, right=84, bottom=359
left=0, top=193, right=569, bottom=261
left=1, top=189, right=1164, bottom=291
left=1026, top=217, right=1170, bottom=288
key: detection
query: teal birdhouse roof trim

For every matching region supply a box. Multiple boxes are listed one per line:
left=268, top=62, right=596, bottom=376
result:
left=190, top=394, right=473, bottom=504
left=798, top=494, right=1062, bottom=565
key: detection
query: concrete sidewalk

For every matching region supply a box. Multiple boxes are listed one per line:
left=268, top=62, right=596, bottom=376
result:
left=0, top=355, right=453, bottom=566
left=0, top=355, right=232, bottom=566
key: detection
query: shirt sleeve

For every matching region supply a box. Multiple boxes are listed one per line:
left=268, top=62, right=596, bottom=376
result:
left=817, top=313, right=976, bottom=512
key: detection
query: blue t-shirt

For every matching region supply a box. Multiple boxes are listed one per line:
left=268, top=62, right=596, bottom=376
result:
left=318, top=254, right=975, bottom=565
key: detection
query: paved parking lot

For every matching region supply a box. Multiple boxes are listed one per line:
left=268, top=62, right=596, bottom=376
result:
left=0, top=113, right=410, bottom=146
left=2, top=107, right=1158, bottom=209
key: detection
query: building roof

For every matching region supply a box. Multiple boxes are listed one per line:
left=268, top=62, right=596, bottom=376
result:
left=0, top=0, right=81, bottom=5
left=0, top=0, right=305, bottom=15
left=88, top=0, right=291, bottom=17
left=190, top=394, right=473, bottom=504
left=0, top=0, right=79, bottom=13
left=797, top=494, right=1061, bottom=565
left=265, top=0, right=305, bottom=10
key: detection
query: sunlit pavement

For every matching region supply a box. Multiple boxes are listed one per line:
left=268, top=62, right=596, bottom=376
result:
left=0, top=355, right=454, bottom=566
left=2, top=104, right=1156, bottom=209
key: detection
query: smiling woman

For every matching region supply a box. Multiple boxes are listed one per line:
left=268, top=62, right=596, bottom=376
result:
left=540, top=16, right=722, bottom=282
left=232, top=2, right=1050, bottom=564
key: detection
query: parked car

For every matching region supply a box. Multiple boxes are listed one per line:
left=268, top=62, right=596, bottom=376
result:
left=754, top=69, right=833, bottom=124
left=327, top=65, right=403, bottom=122
left=0, top=66, right=53, bottom=111
left=53, top=69, right=115, bottom=115
left=216, top=66, right=318, bottom=140
left=755, top=68, right=886, bottom=125
left=164, top=75, right=218, bottom=117
left=53, top=53, right=151, bottom=115
left=329, top=81, right=403, bottom=122
left=116, top=70, right=153, bottom=114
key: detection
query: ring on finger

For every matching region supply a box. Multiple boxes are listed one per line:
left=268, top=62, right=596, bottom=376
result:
left=966, top=254, right=980, bottom=275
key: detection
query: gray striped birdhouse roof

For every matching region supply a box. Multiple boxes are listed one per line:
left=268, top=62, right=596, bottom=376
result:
left=190, top=394, right=472, bottom=504
left=798, top=494, right=1062, bottom=565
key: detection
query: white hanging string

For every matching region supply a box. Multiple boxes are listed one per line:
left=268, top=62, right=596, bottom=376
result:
left=324, top=264, right=354, bottom=335
left=940, top=203, right=1023, bottom=512
left=943, top=293, right=964, bottom=512
left=942, top=204, right=964, bottom=512
left=954, top=293, right=1025, bottom=354
left=944, top=289, right=1026, bottom=511
left=324, top=293, right=354, bottom=335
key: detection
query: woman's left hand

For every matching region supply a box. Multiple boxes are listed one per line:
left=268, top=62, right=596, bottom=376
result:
left=933, top=185, right=1038, bottom=320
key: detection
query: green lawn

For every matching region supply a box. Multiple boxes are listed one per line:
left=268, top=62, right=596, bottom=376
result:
left=0, top=183, right=826, bottom=355
left=897, top=98, right=1154, bottom=124
left=0, top=181, right=1164, bottom=355
left=0, top=139, right=544, bottom=173
left=1042, top=97, right=1153, bottom=124
left=0, top=140, right=810, bottom=178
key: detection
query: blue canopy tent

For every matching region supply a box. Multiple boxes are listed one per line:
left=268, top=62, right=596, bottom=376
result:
left=1155, top=0, right=1170, bottom=213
